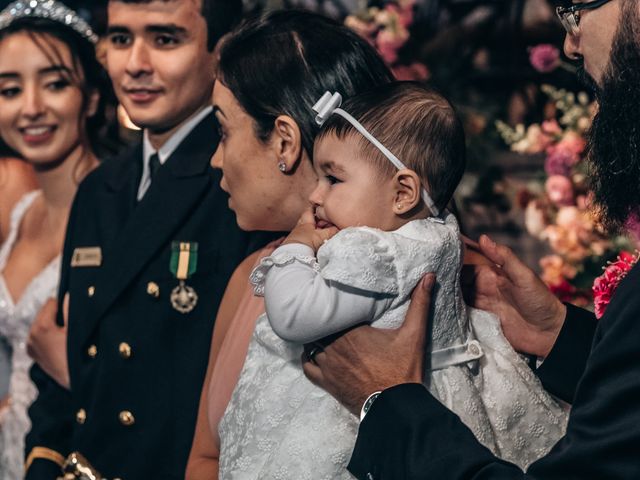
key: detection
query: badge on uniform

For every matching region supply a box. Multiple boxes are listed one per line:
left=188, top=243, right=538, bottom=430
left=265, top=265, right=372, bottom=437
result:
left=169, top=242, right=199, bottom=314
left=71, top=247, right=102, bottom=267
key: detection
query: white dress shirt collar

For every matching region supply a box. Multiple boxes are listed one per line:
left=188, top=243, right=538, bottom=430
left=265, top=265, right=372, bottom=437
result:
left=137, top=105, right=213, bottom=200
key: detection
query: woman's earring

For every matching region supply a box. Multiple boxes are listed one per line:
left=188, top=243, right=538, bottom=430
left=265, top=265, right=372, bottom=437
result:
left=278, top=161, right=287, bottom=173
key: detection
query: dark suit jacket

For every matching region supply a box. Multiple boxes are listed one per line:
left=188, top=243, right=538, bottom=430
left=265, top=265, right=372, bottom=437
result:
left=26, top=113, right=275, bottom=479
left=348, top=263, right=640, bottom=479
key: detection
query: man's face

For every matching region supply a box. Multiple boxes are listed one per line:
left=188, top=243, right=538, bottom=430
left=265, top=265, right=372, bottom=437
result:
left=106, top=0, right=215, bottom=133
left=563, top=0, right=621, bottom=87
left=585, top=1, right=640, bottom=232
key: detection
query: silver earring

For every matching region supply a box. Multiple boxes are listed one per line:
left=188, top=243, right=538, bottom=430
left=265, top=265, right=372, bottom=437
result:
left=278, top=161, right=287, bottom=172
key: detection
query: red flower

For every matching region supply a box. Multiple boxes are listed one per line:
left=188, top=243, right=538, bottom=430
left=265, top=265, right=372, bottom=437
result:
left=548, top=279, right=577, bottom=303
left=592, top=251, right=639, bottom=318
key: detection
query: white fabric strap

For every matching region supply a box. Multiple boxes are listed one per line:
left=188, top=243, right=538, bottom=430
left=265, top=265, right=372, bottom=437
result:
left=312, top=91, right=440, bottom=217
left=429, top=339, right=484, bottom=371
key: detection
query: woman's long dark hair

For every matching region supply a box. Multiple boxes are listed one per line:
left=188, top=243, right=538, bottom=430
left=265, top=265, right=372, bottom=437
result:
left=218, top=9, right=395, bottom=159
left=0, top=16, right=119, bottom=160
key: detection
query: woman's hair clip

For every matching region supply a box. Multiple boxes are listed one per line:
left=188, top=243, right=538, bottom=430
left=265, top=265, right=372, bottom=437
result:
left=311, top=90, right=441, bottom=217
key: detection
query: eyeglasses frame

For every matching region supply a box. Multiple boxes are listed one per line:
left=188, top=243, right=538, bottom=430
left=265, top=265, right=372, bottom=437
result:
left=556, top=0, right=613, bottom=36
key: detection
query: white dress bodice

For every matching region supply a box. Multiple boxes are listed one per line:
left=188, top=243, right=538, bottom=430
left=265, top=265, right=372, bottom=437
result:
left=0, top=191, right=61, bottom=480
left=219, top=215, right=568, bottom=479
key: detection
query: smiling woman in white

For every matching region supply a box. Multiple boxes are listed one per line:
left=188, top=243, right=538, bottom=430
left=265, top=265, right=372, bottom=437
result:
left=219, top=84, right=568, bottom=478
left=0, top=1, right=106, bottom=476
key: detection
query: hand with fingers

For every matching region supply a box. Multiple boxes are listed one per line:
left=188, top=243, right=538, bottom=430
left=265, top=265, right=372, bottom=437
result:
left=462, top=235, right=566, bottom=358
left=303, top=274, right=435, bottom=415
left=282, top=207, right=339, bottom=253
left=26, top=293, right=70, bottom=389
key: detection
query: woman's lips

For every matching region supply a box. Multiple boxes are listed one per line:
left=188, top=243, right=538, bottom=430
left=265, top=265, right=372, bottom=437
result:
left=20, top=125, right=57, bottom=145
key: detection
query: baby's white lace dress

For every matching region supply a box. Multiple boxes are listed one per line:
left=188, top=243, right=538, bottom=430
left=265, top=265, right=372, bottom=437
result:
left=219, top=214, right=568, bottom=479
left=0, top=192, right=61, bottom=480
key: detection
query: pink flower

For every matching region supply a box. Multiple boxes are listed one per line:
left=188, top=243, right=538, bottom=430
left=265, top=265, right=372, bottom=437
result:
left=376, top=28, right=408, bottom=64
left=593, top=251, right=639, bottom=318
left=392, top=62, right=430, bottom=81
left=555, top=131, right=587, bottom=158
left=541, top=119, right=562, bottom=136
left=625, top=211, right=640, bottom=245
left=529, top=44, right=561, bottom=73
left=545, top=175, right=574, bottom=207
left=544, top=149, right=574, bottom=177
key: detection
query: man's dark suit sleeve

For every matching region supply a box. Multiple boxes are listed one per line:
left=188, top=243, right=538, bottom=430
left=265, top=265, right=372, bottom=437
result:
left=349, top=297, right=640, bottom=480
left=24, top=186, right=81, bottom=478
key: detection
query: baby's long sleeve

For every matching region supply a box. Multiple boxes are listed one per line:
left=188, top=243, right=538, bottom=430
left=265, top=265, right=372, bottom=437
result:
left=256, top=242, right=395, bottom=344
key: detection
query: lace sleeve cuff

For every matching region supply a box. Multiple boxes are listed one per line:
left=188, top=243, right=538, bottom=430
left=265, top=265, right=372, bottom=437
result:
left=249, top=243, right=318, bottom=296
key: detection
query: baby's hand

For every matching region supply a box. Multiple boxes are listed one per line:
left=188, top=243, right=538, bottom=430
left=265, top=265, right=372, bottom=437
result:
left=283, top=208, right=339, bottom=252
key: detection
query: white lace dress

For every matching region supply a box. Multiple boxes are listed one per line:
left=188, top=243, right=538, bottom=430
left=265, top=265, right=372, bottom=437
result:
left=219, top=215, right=568, bottom=479
left=0, top=192, right=61, bottom=480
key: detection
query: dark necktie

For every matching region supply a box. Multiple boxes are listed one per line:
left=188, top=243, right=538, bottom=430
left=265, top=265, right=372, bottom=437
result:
left=149, top=152, right=161, bottom=180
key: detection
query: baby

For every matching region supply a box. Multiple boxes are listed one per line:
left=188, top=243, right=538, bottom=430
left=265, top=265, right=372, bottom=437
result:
left=219, top=82, right=567, bottom=479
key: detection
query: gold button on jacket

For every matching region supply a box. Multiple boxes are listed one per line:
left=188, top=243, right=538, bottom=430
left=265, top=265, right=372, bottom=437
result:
left=118, top=342, right=132, bottom=359
left=76, top=409, right=87, bottom=425
left=87, top=345, right=98, bottom=358
left=119, top=411, right=135, bottom=426
left=146, top=281, right=160, bottom=298
left=87, top=286, right=96, bottom=297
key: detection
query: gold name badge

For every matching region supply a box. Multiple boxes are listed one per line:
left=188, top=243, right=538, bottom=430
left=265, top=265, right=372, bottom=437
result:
left=71, top=247, right=102, bottom=267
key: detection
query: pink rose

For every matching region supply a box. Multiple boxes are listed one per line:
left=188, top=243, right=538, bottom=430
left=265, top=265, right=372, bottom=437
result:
left=555, top=131, right=587, bottom=158
left=541, top=119, right=562, bottom=136
left=545, top=175, right=574, bottom=207
left=376, top=28, right=409, bottom=65
left=529, top=43, right=560, bottom=73
left=529, top=44, right=561, bottom=73
left=544, top=149, right=574, bottom=177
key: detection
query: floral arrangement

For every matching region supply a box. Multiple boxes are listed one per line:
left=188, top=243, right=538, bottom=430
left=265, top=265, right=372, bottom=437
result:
left=344, top=0, right=429, bottom=81
left=592, top=251, right=639, bottom=318
left=497, top=77, right=635, bottom=308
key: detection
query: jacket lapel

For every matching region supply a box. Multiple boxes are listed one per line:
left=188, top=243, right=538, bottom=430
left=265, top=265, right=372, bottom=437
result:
left=80, top=112, right=219, bottom=343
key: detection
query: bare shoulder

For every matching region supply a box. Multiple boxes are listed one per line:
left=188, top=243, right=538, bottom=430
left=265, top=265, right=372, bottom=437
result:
left=0, top=159, right=36, bottom=240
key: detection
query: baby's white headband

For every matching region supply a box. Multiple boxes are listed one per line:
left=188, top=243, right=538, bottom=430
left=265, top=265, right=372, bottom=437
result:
left=312, top=91, right=440, bottom=217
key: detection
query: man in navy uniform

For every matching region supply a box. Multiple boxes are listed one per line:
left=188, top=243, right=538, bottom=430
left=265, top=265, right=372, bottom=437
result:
left=25, top=1, right=273, bottom=478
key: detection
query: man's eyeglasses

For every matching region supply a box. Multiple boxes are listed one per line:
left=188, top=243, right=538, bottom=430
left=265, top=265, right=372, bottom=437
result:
left=556, top=0, right=613, bottom=36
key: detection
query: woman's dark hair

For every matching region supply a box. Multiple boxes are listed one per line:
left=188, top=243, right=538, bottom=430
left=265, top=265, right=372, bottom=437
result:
left=218, top=9, right=394, bottom=158
left=318, top=81, right=466, bottom=213
left=0, top=16, right=118, bottom=159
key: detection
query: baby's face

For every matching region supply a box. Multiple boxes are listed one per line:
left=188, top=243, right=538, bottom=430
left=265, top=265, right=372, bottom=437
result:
left=310, top=133, right=396, bottom=231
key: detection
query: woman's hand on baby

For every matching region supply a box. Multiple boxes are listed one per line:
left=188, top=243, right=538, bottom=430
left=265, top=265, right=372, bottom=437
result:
left=27, top=294, right=70, bottom=389
left=303, top=274, right=435, bottom=415
left=282, top=208, right=339, bottom=252
left=463, top=235, right=566, bottom=359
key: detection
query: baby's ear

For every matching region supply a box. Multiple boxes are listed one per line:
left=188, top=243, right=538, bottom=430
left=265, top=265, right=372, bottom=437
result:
left=392, top=169, right=423, bottom=215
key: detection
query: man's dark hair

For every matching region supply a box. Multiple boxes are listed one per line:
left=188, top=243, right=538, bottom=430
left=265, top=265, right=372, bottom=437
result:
left=218, top=9, right=394, bottom=158
left=318, top=82, right=466, bottom=213
left=114, top=0, right=243, bottom=51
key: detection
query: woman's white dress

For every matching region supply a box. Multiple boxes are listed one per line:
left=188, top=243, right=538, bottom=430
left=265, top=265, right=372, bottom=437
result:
left=0, top=192, right=60, bottom=480
left=219, top=214, right=568, bottom=479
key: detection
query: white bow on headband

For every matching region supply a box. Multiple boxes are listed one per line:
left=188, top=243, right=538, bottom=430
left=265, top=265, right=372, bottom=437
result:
left=312, top=91, right=440, bottom=217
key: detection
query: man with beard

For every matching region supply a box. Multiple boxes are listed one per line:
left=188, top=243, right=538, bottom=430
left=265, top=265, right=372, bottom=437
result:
left=304, top=0, right=640, bottom=478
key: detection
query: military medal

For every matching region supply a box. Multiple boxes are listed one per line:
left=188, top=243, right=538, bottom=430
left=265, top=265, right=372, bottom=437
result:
left=169, top=242, right=199, bottom=314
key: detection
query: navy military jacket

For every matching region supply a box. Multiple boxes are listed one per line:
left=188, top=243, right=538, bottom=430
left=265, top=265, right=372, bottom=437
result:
left=26, top=112, right=274, bottom=479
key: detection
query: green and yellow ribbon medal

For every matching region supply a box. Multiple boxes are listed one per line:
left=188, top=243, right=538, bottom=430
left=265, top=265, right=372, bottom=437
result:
left=169, top=242, right=199, bottom=314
